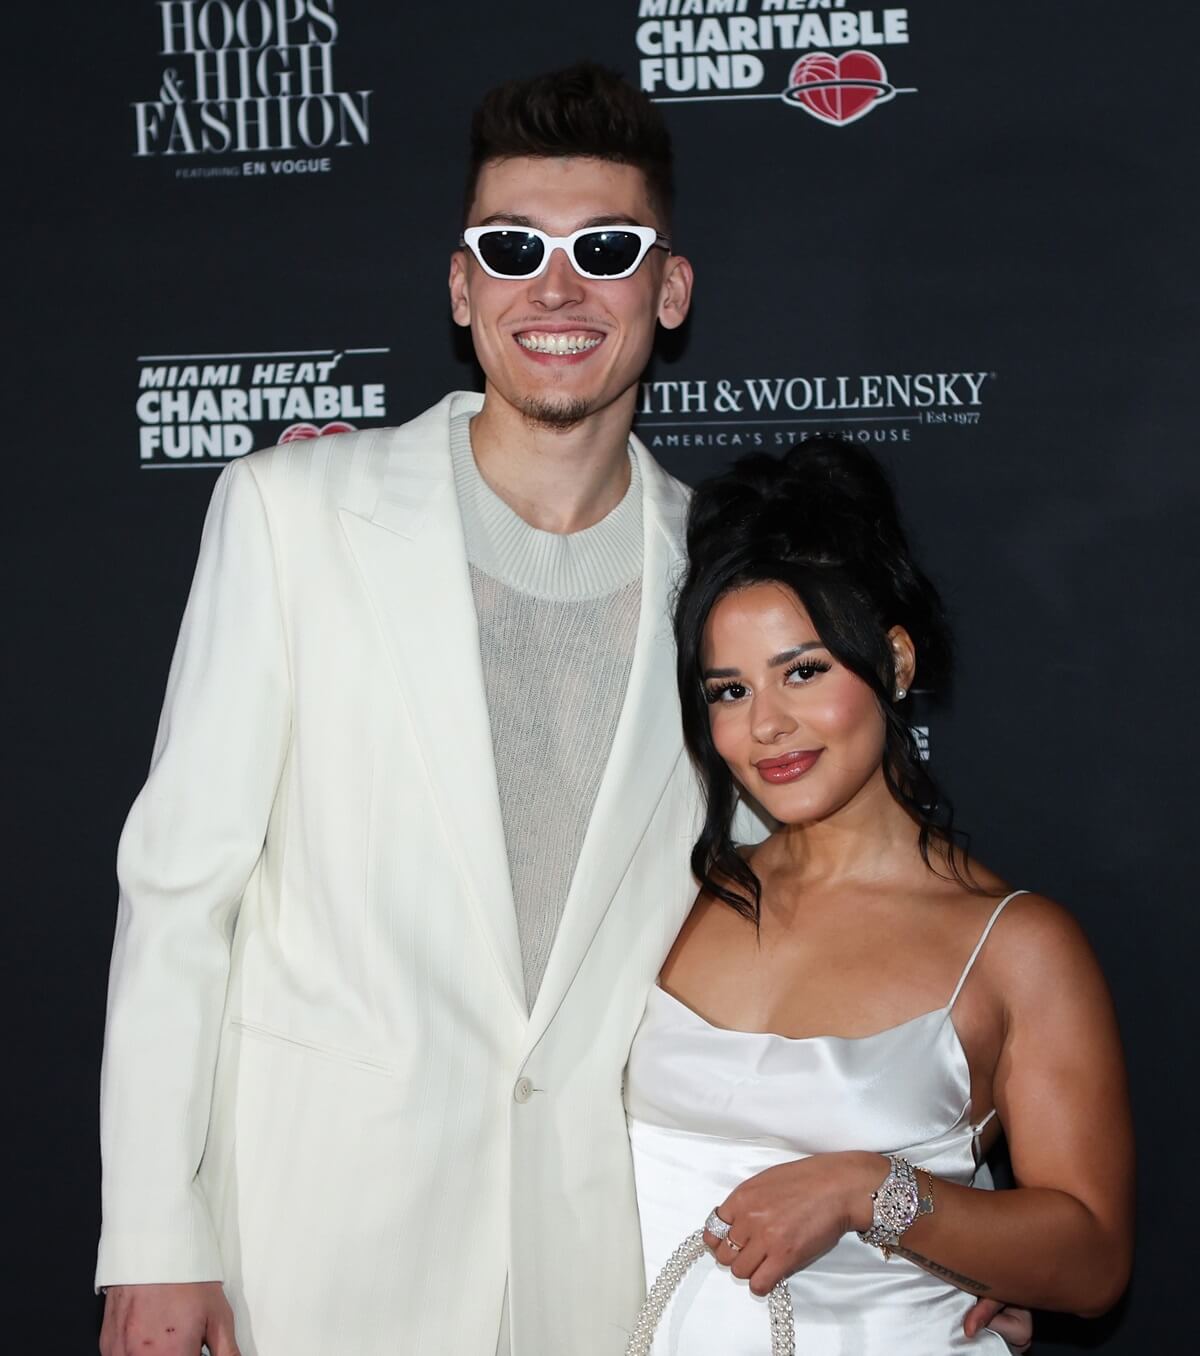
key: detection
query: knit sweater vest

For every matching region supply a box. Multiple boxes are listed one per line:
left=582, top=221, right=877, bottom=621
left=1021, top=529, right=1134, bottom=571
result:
left=449, top=411, right=643, bottom=1008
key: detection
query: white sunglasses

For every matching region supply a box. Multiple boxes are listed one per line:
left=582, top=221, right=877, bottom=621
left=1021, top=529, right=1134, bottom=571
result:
left=460, top=224, right=671, bottom=281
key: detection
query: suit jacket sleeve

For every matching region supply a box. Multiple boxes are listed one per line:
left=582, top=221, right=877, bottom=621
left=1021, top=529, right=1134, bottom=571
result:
left=96, top=457, right=292, bottom=1285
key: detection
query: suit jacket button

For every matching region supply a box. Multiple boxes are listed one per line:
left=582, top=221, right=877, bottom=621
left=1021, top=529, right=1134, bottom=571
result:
left=513, top=1076, right=534, bottom=1104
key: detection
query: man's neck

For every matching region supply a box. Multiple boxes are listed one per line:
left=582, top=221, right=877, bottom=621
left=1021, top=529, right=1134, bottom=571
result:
left=468, top=385, right=637, bottom=534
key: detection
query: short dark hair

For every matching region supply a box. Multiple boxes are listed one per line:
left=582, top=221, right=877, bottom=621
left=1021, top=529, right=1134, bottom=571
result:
left=674, top=437, right=973, bottom=923
left=464, top=62, right=674, bottom=226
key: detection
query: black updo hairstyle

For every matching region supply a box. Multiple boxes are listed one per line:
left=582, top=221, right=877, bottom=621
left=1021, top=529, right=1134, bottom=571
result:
left=675, top=435, right=971, bottom=923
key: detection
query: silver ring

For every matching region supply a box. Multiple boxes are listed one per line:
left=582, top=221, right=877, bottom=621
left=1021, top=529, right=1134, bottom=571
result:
left=705, top=1209, right=732, bottom=1240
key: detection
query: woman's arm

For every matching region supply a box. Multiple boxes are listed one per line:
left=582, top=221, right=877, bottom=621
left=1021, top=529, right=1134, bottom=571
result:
left=891, top=894, right=1133, bottom=1313
left=703, top=895, right=1134, bottom=1316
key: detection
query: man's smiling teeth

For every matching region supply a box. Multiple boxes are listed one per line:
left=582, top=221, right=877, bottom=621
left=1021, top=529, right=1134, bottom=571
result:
left=516, top=332, right=602, bottom=354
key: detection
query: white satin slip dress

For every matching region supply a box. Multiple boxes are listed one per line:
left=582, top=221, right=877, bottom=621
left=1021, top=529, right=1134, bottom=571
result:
left=624, top=891, right=1027, bottom=1355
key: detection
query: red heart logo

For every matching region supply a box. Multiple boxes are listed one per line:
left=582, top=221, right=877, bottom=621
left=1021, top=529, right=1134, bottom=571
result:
left=786, top=50, right=890, bottom=126
left=277, top=420, right=357, bottom=444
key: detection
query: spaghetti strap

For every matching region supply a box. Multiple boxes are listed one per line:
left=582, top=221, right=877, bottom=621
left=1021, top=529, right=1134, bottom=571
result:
left=972, top=1108, right=998, bottom=1136
left=969, top=1107, right=999, bottom=1165
left=946, top=890, right=1029, bottom=1011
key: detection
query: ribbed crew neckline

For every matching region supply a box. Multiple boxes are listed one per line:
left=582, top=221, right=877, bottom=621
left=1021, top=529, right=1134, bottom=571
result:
left=449, top=409, right=643, bottom=600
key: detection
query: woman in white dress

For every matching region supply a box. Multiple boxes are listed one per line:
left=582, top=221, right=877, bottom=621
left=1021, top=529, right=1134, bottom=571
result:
left=624, top=438, right=1133, bottom=1354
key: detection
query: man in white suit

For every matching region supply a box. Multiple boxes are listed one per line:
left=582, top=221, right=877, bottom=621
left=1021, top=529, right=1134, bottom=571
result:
left=98, top=64, right=700, bottom=1356
left=98, top=62, right=1026, bottom=1356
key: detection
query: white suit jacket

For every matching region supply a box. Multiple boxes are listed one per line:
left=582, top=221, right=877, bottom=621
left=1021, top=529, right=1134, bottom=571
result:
left=97, top=391, right=710, bottom=1355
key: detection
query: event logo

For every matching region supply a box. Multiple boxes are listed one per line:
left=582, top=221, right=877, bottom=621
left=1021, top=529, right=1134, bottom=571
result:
left=132, top=1, right=372, bottom=177
left=634, top=368, right=994, bottom=450
left=278, top=419, right=356, bottom=441
left=634, top=1, right=916, bottom=121
left=134, top=346, right=390, bottom=467
left=783, top=49, right=910, bottom=126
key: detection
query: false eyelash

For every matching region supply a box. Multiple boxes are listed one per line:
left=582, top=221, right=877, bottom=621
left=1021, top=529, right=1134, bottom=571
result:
left=784, top=658, right=832, bottom=681
left=703, top=680, right=745, bottom=705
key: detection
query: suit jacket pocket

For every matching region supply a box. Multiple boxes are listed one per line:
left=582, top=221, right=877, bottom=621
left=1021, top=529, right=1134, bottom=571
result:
left=226, top=1017, right=398, bottom=1077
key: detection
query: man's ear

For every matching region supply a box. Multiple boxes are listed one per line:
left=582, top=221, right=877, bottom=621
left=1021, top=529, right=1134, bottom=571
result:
left=448, top=250, right=472, bottom=328
left=657, top=254, right=694, bottom=331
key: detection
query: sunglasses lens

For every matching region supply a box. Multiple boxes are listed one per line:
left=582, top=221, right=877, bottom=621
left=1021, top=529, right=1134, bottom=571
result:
left=476, top=230, right=545, bottom=277
left=572, top=230, right=644, bottom=277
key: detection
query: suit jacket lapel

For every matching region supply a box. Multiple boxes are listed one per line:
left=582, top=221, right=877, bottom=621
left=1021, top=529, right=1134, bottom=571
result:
left=337, top=395, right=527, bottom=1020
left=526, top=443, right=689, bottom=1047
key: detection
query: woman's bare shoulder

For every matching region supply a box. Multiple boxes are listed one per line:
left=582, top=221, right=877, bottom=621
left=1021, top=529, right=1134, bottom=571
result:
left=660, top=878, right=757, bottom=988
left=961, top=879, right=1107, bottom=1007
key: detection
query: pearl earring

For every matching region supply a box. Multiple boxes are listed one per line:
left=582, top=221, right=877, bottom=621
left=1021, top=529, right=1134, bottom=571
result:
left=895, top=687, right=907, bottom=701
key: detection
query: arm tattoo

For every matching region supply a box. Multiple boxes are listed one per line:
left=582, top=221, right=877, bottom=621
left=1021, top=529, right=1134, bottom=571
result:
left=893, top=1246, right=992, bottom=1295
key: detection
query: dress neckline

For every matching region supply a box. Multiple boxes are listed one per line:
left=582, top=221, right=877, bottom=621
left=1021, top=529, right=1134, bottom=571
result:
left=651, top=889, right=1027, bottom=1049
left=651, top=982, right=952, bottom=1047
left=643, top=983, right=1000, bottom=1149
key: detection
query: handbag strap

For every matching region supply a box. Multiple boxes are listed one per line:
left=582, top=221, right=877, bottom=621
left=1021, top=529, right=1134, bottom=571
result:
left=625, top=1229, right=796, bottom=1355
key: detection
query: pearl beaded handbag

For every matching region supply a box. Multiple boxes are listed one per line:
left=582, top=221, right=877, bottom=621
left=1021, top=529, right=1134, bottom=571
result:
left=624, top=1228, right=797, bottom=1355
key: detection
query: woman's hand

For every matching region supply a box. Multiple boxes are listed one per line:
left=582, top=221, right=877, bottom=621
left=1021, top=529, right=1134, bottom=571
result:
left=702, top=1151, right=884, bottom=1296
left=704, top=1154, right=1036, bottom=1351
left=965, top=1299, right=1033, bottom=1350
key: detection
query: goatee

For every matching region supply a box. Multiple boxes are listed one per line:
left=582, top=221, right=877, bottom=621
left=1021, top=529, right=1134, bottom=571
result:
left=518, top=395, right=592, bottom=432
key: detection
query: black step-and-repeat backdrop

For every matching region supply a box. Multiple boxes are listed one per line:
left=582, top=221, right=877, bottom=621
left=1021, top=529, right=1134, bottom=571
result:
left=10, top=2, right=1196, bottom=1348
